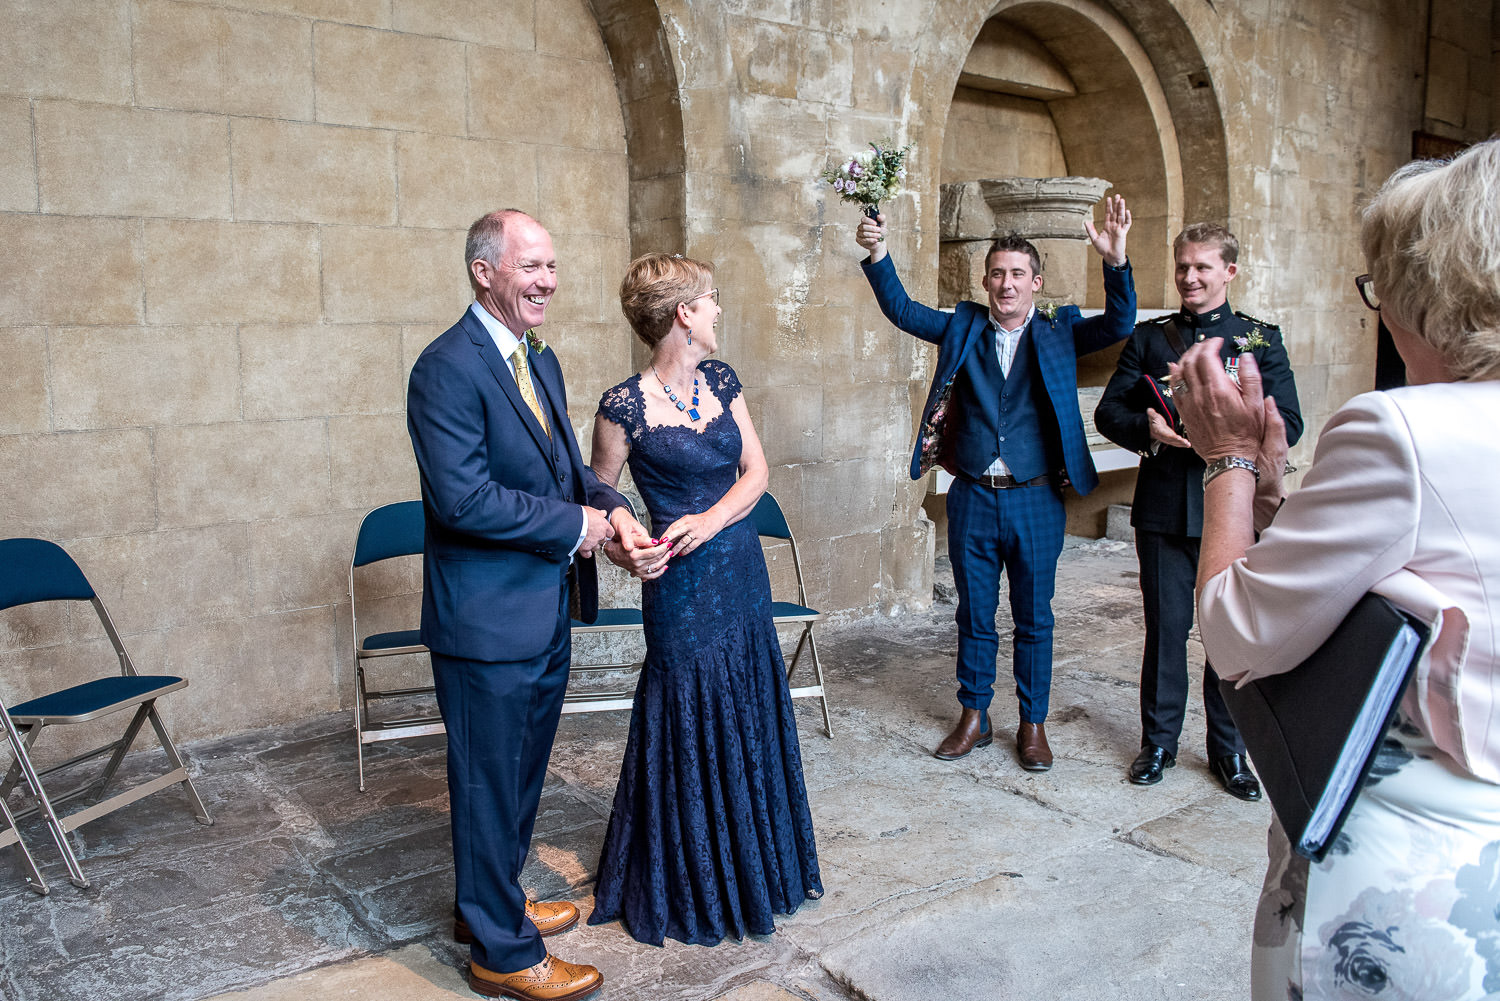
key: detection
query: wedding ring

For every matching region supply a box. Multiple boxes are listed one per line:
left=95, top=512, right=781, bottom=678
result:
left=1172, top=382, right=1189, bottom=394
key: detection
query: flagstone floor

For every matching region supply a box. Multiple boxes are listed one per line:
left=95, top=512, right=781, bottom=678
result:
left=0, top=539, right=1270, bottom=1001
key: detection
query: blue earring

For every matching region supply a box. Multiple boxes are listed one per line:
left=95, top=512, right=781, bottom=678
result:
left=687, top=329, right=692, bottom=346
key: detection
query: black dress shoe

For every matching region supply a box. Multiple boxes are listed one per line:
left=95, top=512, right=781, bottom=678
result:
left=1210, top=753, right=1262, bottom=801
left=1128, top=744, right=1175, bottom=785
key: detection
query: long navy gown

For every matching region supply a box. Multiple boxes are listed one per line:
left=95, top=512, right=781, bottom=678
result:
left=588, top=359, right=823, bottom=947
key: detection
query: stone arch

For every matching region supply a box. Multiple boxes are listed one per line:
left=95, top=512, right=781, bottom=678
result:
left=587, top=0, right=689, bottom=260
left=909, top=0, right=1230, bottom=309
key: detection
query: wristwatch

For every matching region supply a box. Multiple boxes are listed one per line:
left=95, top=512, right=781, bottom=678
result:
left=1203, top=455, right=1259, bottom=486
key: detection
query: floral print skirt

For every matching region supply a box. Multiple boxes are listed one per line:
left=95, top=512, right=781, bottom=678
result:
left=1252, top=715, right=1500, bottom=1000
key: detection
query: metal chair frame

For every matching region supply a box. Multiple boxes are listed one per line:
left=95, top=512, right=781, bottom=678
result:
left=349, top=501, right=442, bottom=792
left=0, top=706, right=48, bottom=894
left=751, top=492, right=833, bottom=737
left=562, top=607, right=645, bottom=715
left=348, top=491, right=832, bottom=790
left=0, top=538, right=212, bottom=890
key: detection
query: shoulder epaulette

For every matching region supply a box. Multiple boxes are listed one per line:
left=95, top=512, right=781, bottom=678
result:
left=1144, top=313, right=1173, bottom=325
left=1233, top=310, right=1280, bottom=330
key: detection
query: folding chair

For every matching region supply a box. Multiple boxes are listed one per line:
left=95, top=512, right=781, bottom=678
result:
left=0, top=706, right=48, bottom=894
left=752, top=492, right=833, bottom=737
left=350, top=500, right=441, bottom=791
left=0, top=538, right=212, bottom=889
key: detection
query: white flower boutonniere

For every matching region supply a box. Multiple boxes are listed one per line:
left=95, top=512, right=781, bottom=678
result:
left=1037, top=301, right=1060, bottom=321
left=525, top=329, right=548, bottom=354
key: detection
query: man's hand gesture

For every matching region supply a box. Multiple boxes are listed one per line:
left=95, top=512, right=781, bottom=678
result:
left=1146, top=408, right=1192, bottom=449
left=1083, top=194, right=1130, bottom=268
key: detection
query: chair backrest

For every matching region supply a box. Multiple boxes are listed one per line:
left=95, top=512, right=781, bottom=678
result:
left=0, top=539, right=96, bottom=611
left=353, top=501, right=427, bottom=568
left=750, top=492, right=793, bottom=541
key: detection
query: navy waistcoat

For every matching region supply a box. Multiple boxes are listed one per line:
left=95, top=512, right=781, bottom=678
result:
left=950, top=322, right=1057, bottom=481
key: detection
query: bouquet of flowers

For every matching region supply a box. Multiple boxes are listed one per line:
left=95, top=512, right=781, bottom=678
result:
left=820, top=138, right=913, bottom=217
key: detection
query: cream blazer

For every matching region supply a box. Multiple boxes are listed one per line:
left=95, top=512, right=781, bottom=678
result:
left=1198, top=382, right=1500, bottom=784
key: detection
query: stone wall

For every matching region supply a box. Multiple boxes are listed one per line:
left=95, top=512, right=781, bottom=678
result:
left=1, top=0, right=1490, bottom=742
left=1, top=0, right=633, bottom=740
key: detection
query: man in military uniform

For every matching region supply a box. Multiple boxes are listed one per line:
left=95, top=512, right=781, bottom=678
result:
left=1094, top=222, right=1303, bottom=799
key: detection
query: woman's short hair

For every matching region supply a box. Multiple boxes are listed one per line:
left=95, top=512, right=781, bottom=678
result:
left=619, top=253, right=715, bottom=348
left=1361, top=138, right=1500, bottom=380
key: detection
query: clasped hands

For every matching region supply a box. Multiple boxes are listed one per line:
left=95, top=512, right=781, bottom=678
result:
left=598, top=508, right=721, bottom=581
left=1167, top=338, right=1289, bottom=495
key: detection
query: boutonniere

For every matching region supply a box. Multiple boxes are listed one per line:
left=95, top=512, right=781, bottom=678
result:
left=1037, top=301, right=1059, bottom=321
left=524, top=329, right=548, bottom=354
left=1233, top=328, right=1268, bottom=352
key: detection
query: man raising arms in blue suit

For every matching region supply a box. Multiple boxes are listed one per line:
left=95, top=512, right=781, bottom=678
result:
left=856, top=197, right=1135, bottom=770
left=407, top=209, right=647, bottom=1001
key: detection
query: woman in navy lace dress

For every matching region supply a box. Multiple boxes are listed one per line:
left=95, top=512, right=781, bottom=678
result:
left=586, top=253, right=822, bottom=947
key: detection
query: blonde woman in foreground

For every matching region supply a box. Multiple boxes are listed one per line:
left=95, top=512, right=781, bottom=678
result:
left=1173, top=139, right=1500, bottom=999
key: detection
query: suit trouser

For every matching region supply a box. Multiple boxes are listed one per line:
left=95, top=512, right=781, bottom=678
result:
left=948, top=476, right=1065, bottom=722
left=1135, top=528, right=1242, bottom=758
left=431, top=587, right=571, bottom=974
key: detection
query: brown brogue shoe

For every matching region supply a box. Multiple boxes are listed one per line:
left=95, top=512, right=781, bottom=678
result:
left=1017, top=721, right=1053, bottom=771
left=934, top=707, right=992, bottom=760
left=468, top=953, right=602, bottom=1001
left=454, top=900, right=580, bottom=945
left=525, top=899, right=581, bottom=936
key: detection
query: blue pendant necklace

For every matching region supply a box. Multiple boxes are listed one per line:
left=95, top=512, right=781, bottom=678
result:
left=652, top=366, right=700, bottom=421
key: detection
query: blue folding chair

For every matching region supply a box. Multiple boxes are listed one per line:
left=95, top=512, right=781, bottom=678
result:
left=752, top=492, right=833, bottom=737
left=349, top=501, right=441, bottom=791
left=0, top=538, right=212, bottom=889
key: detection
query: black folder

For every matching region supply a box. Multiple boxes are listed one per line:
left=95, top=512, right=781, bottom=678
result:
left=1218, top=593, right=1429, bottom=862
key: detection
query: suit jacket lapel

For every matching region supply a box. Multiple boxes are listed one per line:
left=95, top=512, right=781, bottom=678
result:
left=462, top=311, right=554, bottom=461
left=943, top=308, right=992, bottom=388
left=1029, top=312, right=1068, bottom=396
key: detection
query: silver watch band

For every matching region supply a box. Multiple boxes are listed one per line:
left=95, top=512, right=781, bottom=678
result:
left=1203, top=455, right=1259, bottom=486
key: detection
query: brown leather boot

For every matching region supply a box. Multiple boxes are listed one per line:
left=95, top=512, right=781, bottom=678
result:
left=1017, top=721, right=1053, bottom=771
left=934, top=707, right=993, bottom=760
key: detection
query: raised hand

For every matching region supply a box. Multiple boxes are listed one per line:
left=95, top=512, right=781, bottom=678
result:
left=1083, top=194, right=1131, bottom=268
left=856, top=211, right=888, bottom=264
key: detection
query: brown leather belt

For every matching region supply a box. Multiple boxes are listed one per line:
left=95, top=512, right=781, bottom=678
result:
left=958, top=471, right=1052, bottom=490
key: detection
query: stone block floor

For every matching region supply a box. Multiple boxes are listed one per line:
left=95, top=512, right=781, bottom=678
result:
left=0, top=538, right=1270, bottom=1001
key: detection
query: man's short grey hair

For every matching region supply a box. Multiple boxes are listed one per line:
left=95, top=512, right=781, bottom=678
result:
left=465, top=209, right=531, bottom=289
left=1361, top=138, right=1500, bottom=381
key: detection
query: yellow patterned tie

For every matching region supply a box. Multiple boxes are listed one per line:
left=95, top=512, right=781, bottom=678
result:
left=511, top=341, right=551, bottom=439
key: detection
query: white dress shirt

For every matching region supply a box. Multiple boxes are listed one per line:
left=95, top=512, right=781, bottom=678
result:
left=981, top=306, right=1035, bottom=479
left=468, top=302, right=588, bottom=556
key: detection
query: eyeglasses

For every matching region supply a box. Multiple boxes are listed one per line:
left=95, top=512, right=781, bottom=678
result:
left=686, top=288, right=719, bottom=306
left=1354, top=274, right=1380, bottom=311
